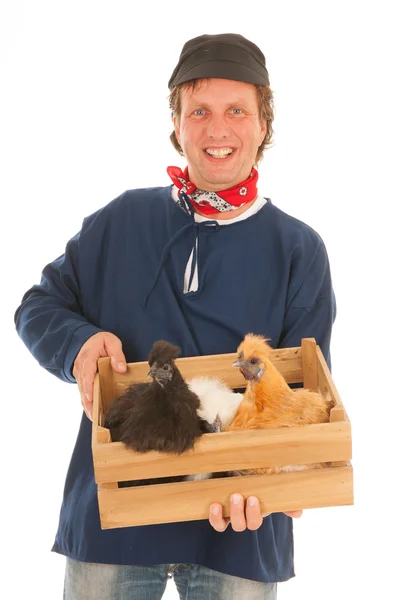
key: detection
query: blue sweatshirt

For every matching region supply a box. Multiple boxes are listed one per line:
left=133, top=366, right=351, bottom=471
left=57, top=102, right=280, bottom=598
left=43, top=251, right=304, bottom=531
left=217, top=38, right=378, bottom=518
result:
left=14, top=186, right=336, bottom=583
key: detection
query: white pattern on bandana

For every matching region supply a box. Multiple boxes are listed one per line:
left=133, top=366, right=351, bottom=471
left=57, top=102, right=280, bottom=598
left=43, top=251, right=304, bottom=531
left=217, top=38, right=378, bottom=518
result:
left=189, top=189, right=246, bottom=212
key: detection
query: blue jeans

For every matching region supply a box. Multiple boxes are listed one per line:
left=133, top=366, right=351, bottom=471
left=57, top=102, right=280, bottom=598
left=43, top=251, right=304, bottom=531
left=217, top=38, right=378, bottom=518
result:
left=64, top=558, right=277, bottom=600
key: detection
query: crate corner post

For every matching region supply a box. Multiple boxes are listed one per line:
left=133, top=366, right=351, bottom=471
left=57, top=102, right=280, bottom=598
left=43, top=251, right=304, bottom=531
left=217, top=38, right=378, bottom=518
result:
left=301, top=337, right=318, bottom=391
left=97, top=357, right=116, bottom=416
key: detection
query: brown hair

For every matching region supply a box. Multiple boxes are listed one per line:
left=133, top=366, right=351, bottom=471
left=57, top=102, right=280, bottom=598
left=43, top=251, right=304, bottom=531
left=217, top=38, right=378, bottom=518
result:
left=168, top=79, right=274, bottom=165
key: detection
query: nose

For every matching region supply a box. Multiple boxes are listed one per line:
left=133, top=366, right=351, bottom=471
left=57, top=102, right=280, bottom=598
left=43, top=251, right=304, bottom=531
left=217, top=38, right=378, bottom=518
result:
left=206, top=114, right=230, bottom=139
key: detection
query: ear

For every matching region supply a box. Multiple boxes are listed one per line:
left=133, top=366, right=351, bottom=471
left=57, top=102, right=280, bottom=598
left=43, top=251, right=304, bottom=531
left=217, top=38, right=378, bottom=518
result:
left=259, top=118, right=267, bottom=146
left=173, top=116, right=181, bottom=146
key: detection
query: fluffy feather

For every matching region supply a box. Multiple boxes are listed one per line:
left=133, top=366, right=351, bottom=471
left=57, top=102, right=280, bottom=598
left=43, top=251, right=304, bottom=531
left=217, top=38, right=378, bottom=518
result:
left=188, top=376, right=243, bottom=431
left=184, top=376, right=243, bottom=481
left=227, top=333, right=334, bottom=475
left=104, top=340, right=214, bottom=486
left=147, top=340, right=180, bottom=367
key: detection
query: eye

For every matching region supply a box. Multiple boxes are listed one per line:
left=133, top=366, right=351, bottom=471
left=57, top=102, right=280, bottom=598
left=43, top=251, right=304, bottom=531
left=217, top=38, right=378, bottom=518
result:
left=193, top=109, right=206, bottom=116
left=231, top=108, right=243, bottom=115
left=249, top=358, right=258, bottom=365
left=163, top=364, right=169, bottom=371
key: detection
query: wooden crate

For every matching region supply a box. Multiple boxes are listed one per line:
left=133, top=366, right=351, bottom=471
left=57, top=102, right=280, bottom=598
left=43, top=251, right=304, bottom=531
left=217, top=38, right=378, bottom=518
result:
left=92, top=338, right=353, bottom=529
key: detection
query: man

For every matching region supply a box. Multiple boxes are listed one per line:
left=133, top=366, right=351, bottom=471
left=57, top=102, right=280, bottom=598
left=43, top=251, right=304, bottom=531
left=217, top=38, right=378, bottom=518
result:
left=15, top=33, right=335, bottom=599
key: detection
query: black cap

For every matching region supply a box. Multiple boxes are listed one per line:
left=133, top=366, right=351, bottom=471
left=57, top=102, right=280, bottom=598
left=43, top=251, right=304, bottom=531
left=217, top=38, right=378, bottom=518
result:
left=168, top=33, right=270, bottom=90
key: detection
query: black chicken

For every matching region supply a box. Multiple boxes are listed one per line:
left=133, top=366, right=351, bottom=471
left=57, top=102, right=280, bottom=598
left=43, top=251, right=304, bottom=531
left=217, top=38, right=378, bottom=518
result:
left=105, top=339, right=215, bottom=452
left=104, top=340, right=216, bottom=485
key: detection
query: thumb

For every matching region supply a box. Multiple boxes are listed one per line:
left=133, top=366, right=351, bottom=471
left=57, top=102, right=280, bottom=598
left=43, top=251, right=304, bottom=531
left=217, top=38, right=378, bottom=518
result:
left=104, top=334, right=127, bottom=373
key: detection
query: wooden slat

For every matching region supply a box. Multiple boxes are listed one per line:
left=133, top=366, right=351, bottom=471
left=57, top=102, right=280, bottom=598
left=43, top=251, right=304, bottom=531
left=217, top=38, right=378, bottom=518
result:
left=98, top=482, right=118, bottom=490
left=328, top=394, right=347, bottom=466
left=111, top=346, right=304, bottom=395
left=92, top=421, right=352, bottom=483
left=92, top=376, right=112, bottom=443
left=98, top=357, right=116, bottom=413
left=330, top=406, right=346, bottom=422
left=317, top=347, right=350, bottom=465
left=316, top=347, right=346, bottom=415
left=91, top=374, right=101, bottom=446
left=98, top=464, right=354, bottom=528
left=301, top=338, right=318, bottom=391
left=97, top=426, right=112, bottom=444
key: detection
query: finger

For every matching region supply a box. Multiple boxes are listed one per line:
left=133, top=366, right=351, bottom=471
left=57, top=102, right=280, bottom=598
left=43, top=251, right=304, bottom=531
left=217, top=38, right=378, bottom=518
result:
left=72, top=355, right=82, bottom=383
left=82, top=395, right=93, bottom=421
left=79, top=363, right=94, bottom=421
left=104, top=335, right=127, bottom=373
left=229, top=494, right=246, bottom=532
left=72, top=363, right=85, bottom=408
left=209, top=504, right=230, bottom=532
left=245, top=496, right=263, bottom=531
left=284, top=510, right=303, bottom=518
left=81, top=357, right=98, bottom=405
left=76, top=368, right=92, bottom=421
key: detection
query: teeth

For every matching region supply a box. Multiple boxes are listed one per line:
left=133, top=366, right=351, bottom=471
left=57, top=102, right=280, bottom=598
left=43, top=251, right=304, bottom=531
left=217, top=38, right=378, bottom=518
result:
left=205, top=148, right=234, bottom=158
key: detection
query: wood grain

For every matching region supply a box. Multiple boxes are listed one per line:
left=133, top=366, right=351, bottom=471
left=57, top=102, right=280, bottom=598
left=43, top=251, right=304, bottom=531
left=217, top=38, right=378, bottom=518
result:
left=110, top=346, right=304, bottom=395
left=316, top=347, right=347, bottom=417
left=92, top=342, right=354, bottom=528
left=301, top=338, right=318, bottom=391
left=98, top=357, right=116, bottom=413
left=316, top=347, right=350, bottom=465
left=93, top=421, right=352, bottom=483
left=91, top=374, right=101, bottom=443
left=98, top=464, right=354, bottom=528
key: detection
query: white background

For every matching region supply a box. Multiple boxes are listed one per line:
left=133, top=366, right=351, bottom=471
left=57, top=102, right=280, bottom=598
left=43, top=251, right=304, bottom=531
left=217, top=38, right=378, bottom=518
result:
left=1, top=1, right=399, bottom=598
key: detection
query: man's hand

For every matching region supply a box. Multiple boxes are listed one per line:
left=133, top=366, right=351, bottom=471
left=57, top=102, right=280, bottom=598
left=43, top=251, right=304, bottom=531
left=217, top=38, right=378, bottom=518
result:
left=209, top=494, right=303, bottom=532
left=73, top=332, right=127, bottom=421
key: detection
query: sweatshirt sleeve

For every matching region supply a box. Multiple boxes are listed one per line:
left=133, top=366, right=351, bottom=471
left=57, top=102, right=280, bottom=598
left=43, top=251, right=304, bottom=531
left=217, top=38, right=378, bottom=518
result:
left=14, top=228, right=104, bottom=383
left=277, top=235, right=336, bottom=368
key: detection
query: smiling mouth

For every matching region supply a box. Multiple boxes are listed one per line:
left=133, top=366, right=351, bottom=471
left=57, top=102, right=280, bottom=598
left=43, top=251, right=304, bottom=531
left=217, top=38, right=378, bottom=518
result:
left=204, top=148, right=235, bottom=159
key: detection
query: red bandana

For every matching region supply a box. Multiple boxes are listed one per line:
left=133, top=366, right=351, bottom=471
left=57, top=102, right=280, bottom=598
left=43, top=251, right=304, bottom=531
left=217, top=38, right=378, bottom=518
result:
left=167, top=166, right=259, bottom=215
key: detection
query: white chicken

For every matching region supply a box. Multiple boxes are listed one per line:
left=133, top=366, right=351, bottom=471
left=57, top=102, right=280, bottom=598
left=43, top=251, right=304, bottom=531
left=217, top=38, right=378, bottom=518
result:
left=185, top=376, right=243, bottom=481
left=189, top=376, right=243, bottom=431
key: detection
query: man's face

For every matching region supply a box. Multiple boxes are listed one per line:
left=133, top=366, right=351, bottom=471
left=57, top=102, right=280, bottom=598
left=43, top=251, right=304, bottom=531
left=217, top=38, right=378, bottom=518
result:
left=174, top=78, right=267, bottom=191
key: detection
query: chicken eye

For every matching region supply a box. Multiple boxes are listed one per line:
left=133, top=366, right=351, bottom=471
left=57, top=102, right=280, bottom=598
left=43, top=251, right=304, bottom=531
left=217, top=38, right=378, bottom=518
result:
left=250, top=358, right=258, bottom=365
left=163, top=365, right=169, bottom=371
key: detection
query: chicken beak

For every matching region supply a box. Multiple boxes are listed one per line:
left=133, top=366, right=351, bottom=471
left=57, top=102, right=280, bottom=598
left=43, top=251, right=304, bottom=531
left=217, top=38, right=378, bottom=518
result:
left=233, top=359, right=261, bottom=381
left=213, top=415, right=222, bottom=432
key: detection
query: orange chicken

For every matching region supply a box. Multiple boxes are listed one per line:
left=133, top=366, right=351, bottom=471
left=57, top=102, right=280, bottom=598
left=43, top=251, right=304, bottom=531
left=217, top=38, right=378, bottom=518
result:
left=227, top=333, right=334, bottom=474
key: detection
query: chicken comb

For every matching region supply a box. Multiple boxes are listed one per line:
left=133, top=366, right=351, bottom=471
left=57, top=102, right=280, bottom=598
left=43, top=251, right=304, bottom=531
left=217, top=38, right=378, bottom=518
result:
left=237, top=333, right=272, bottom=359
left=147, top=340, right=181, bottom=366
